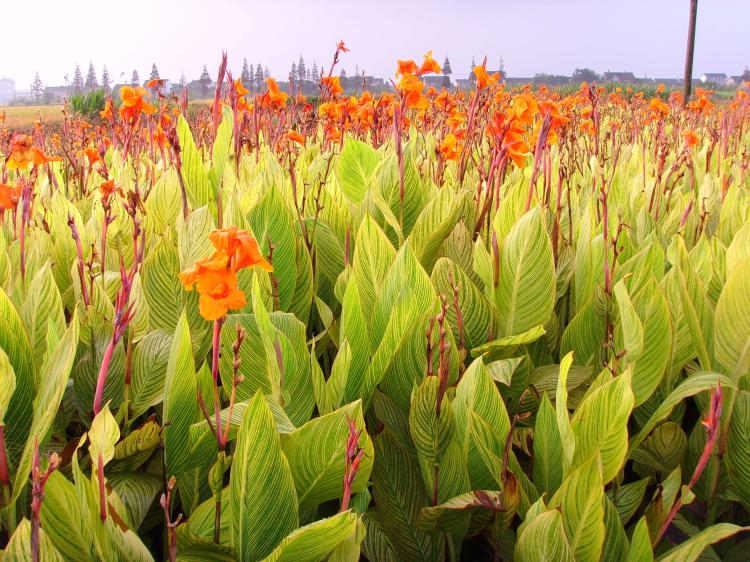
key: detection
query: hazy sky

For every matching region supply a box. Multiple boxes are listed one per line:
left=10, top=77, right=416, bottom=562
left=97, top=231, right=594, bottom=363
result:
left=3, top=0, right=748, bottom=89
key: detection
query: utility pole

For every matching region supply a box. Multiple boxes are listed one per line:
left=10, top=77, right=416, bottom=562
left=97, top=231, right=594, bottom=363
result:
left=683, top=0, right=698, bottom=105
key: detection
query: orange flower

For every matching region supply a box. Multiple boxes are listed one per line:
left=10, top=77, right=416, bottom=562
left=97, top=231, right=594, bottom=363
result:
left=208, top=227, right=273, bottom=272
left=649, top=97, right=670, bottom=118
left=337, top=40, right=350, bottom=53
left=287, top=130, right=305, bottom=146
left=100, top=99, right=114, bottom=120
left=321, top=76, right=344, bottom=97
left=439, top=133, right=461, bottom=161
left=235, top=79, right=249, bottom=97
left=0, top=183, right=22, bottom=210
left=511, top=94, right=540, bottom=126
left=261, top=78, right=288, bottom=109
left=473, top=66, right=499, bottom=90
left=181, top=253, right=247, bottom=320
left=85, top=146, right=102, bottom=167
left=397, top=73, right=425, bottom=108
left=417, top=51, right=441, bottom=76
left=99, top=179, right=119, bottom=199
left=5, top=134, right=59, bottom=170
left=682, top=130, right=699, bottom=148
left=396, top=60, right=419, bottom=77
left=118, top=86, right=156, bottom=122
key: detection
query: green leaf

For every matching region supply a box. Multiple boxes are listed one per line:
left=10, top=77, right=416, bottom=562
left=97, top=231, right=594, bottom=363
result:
left=471, top=324, right=546, bottom=358
left=108, top=473, right=161, bottom=531
left=417, top=490, right=504, bottom=533
left=606, top=477, right=650, bottom=526
left=261, top=511, right=358, bottom=562
left=336, top=137, right=379, bottom=203
left=614, top=280, right=643, bottom=358
left=41, top=471, right=96, bottom=562
left=495, top=208, right=556, bottom=337
left=626, top=518, right=653, bottom=562
left=0, top=348, right=16, bottom=424
left=549, top=454, right=605, bottom=562
left=571, top=370, right=633, bottom=483
left=533, top=394, right=563, bottom=496
left=20, top=263, right=65, bottom=371
left=713, top=256, right=750, bottom=379
left=10, top=312, right=79, bottom=505
left=657, top=523, right=750, bottom=562
left=230, top=391, right=299, bottom=561
left=601, top=496, right=629, bottom=562
left=408, top=187, right=461, bottom=270
left=89, top=403, right=121, bottom=468
left=282, top=400, right=373, bottom=508
left=3, top=518, right=65, bottom=562
left=177, top=114, right=213, bottom=208
left=0, top=287, right=34, bottom=460
left=726, top=389, right=750, bottom=508
left=515, top=510, right=575, bottom=562
left=555, top=352, right=576, bottom=476
left=129, top=330, right=171, bottom=417
left=163, top=310, right=199, bottom=477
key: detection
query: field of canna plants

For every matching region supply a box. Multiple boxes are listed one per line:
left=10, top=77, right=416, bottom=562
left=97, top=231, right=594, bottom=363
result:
left=0, top=47, right=749, bottom=561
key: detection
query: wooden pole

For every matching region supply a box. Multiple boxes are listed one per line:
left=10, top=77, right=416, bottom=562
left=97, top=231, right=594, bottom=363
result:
left=683, top=0, right=698, bottom=106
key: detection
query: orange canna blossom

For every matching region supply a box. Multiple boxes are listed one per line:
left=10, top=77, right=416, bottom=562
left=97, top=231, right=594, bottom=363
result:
left=208, top=227, right=273, bottom=272
left=261, top=78, right=288, bottom=109
left=85, top=146, right=102, bottom=166
left=682, top=130, right=699, bottom=148
left=511, top=94, right=540, bottom=126
left=397, top=72, right=425, bottom=108
left=99, top=179, right=119, bottom=199
left=100, top=99, right=114, bottom=120
left=417, top=51, right=441, bottom=76
left=181, top=254, right=247, bottom=321
left=119, top=86, right=157, bottom=122
left=337, top=40, right=350, bottom=53
left=321, top=76, right=344, bottom=97
left=473, top=66, right=499, bottom=90
left=439, top=133, right=461, bottom=161
left=287, top=130, right=305, bottom=146
left=234, top=78, right=249, bottom=97
left=5, top=134, right=59, bottom=171
left=396, top=60, right=419, bottom=77
left=0, top=183, right=22, bottom=210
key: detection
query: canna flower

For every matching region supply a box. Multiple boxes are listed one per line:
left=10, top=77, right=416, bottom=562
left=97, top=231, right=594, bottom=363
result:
left=682, top=130, right=699, bottom=148
left=396, top=60, right=419, bottom=77
left=473, top=66, right=499, bottom=90
left=439, top=133, right=461, bottom=161
left=260, top=78, right=288, bottom=109
left=511, top=94, right=540, bottom=126
left=336, top=40, right=350, bottom=53
left=321, top=76, right=344, bottom=97
left=100, top=99, right=114, bottom=120
left=0, top=183, right=22, bottom=210
left=287, top=130, right=305, bottom=146
left=119, top=86, right=156, bottom=122
left=208, top=227, right=273, bottom=272
left=648, top=97, right=670, bottom=118
left=85, top=145, right=102, bottom=167
left=417, top=51, right=441, bottom=76
left=397, top=72, right=425, bottom=109
left=180, top=251, right=247, bottom=320
left=5, top=134, right=59, bottom=170
left=234, top=79, right=249, bottom=97
left=99, top=179, right=119, bottom=199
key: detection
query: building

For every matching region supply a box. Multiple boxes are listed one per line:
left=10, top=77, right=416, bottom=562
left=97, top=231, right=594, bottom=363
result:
left=700, top=72, right=729, bottom=85
left=603, top=72, right=638, bottom=83
left=43, top=86, right=69, bottom=104
left=0, top=77, right=16, bottom=105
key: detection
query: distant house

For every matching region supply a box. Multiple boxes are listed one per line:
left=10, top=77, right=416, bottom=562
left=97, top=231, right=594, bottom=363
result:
left=653, top=78, right=682, bottom=87
left=701, top=72, right=728, bottom=85
left=0, top=77, right=16, bottom=105
left=603, top=72, right=638, bottom=83
left=422, top=75, right=449, bottom=88
left=43, top=86, right=69, bottom=104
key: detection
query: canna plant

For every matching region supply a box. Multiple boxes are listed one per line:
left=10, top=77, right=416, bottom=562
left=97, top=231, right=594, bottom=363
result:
left=0, top=47, right=749, bottom=562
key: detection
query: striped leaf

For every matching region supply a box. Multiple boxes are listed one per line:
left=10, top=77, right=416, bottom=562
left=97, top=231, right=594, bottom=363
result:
left=3, top=518, right=65, bottom=562
left=230, top=391, right=299, bottom=561
left=20, top=263, right=65, bottom=371
left=163, top=310, right=199, bottom=477
left=177, top=114, right=213, bottom=208
left=282, top=400, right=373, bottom=508
left=261, top=511, right=358, bottom=562
left=657, top=523, right=750, bottom=562
left=713, top=256, right=750, bottom=379
left=336, top=137, right=378, bottom=203
left=129, top=330, right=172, bottom=417
left=726, top=390, right=750, bottom=509
left=515, top=510, right=574, bottom=562
left=495, top=208, right=556, bottom=337
left=533, top=393, right=563, bottom=496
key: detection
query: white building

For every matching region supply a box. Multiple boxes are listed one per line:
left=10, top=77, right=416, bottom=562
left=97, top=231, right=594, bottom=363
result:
left=0, top=78, right=16, bottom=105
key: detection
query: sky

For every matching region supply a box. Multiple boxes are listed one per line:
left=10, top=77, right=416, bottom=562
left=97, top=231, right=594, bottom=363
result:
left=2, top=0, right=748, bottom=89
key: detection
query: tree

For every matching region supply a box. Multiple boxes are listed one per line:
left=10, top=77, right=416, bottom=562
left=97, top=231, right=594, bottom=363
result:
left=290, top=62, right=297, bottom=82
left=150, top=64, right=160, bottom=81
left=241, top=58, right=251, bottom=85
left=469, top=56, right=477, bottom=82
left=199, top=65, right=212, bottom=97
left=298, top=55, right=306, bottom=82
left=102, top=65, right=111, bottom=94
left=255, top=63, right=264, bottom=90
left=442, top=55, right=452, bottom=75
left=340, top=68, right=348, bottom=79
left=683, top=0, right=698, bottom=105
left=85, top=62, right=98, bottom=91
left=498, top=55, right=505, bottom=76
left=264, top=66, right=270, bottom=79
left=131, top=69, right=140, bottom=86
left=311, top=61, right=320, bottom=83
left=573, top=68, right=600, bottom=83
left=72, top=64, right=85, bottom=94
left=31, top=72, right=44, bottom=103
left=179, top=69, right=187, bottom=88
